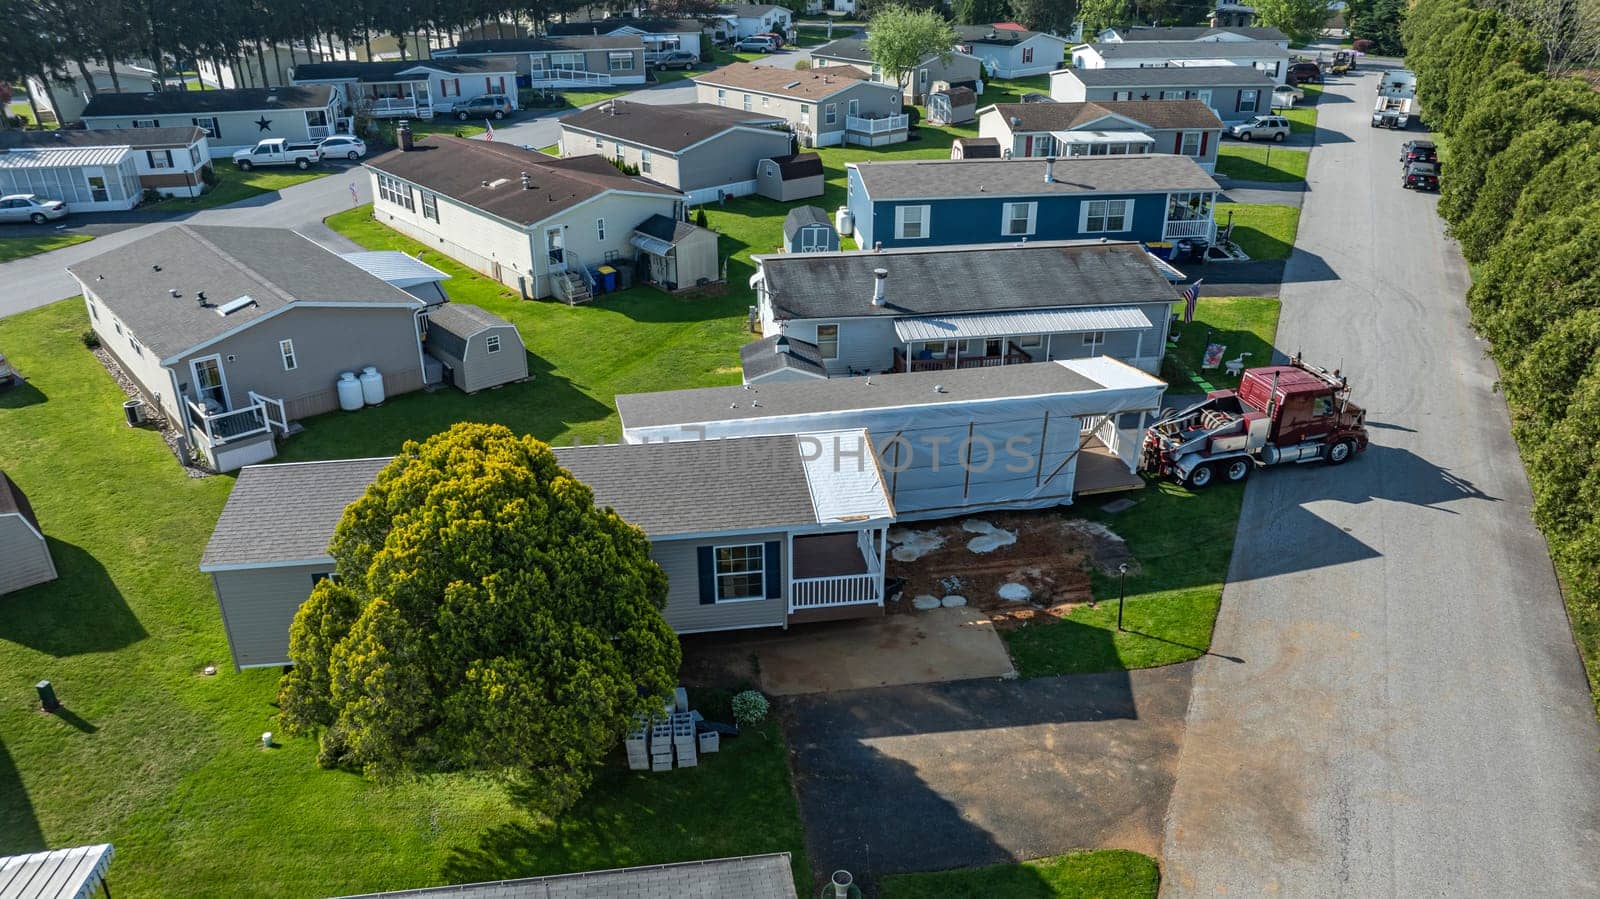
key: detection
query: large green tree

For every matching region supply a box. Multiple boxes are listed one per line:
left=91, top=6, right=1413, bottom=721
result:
left=1010, top=0, right=1078, bottom=33
left=865, top=4, right=958, bottom=91
left=1251, top=0, right=1331, bottom=42
left=278, top=423, right=681, bottom=812
left=955, top=0, right=1011, bottom=26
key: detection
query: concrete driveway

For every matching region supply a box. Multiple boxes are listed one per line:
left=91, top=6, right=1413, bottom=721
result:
left=1160, top=68, right=1600, bottom=896
left=787, top=665, right=1193, bottom=886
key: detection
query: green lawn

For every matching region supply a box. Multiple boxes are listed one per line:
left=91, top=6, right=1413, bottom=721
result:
left=1214, top=144, right=1309, bottom=182
left=879, top=850, right=1160, bottom=899
left=0, top=232, right=93, bottom=263
left=1161, top=296, right=1282, bottom=394
left=1283, top=83, right=1321, bottom=134
left=559, top=87, right=635, bottom=108
left=0, top=302, right=810, bottom=896
left=1220, top=203, right=1302, bottom=261
left=151, top=162, right=332, bottom=211
left=1004, top=297, right=1281, bottom=677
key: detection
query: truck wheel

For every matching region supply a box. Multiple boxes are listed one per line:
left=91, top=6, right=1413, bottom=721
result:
left=457, top=111, right=469, bottom=121
left=1185, top=464, right=1216, bottom=489
left=1224, top=459, right=1252, bottom=483
left=295, top=158, right=310, bottom=169
left=237, top=160, right=253, bottom=171
left=1327, top=439, right=1357, bottom=465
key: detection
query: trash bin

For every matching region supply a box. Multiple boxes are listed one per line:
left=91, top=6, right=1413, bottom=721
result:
left=588, top=266, right=605, bottom=294
left=597, top=265, right=617, bottom=293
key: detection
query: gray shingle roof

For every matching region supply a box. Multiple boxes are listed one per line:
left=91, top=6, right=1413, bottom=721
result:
left=850, top=153, right=1219, bottom=201
left=618, top=359, right=1103, bottom=430
left=634, top=214, right=706, bottom=244
left=1054, top=65, right=1278, bottom=88
left=81, top=85, right=333, bottom=118
left=1085, top=39, right=1289, bottom=60
left=425, top=302, right=514, bottom=337
left=765, top=152, right=822, bottom=178
left=335, top=853, right=798, bottom=899
left=1106, top=25, right=1288, bottom=42
left=0, top=471, right=41, bottom=533
left=201, top=457, right=391, bottom=569
left=954, top=24, right=1052, bottom=45
left=547, top=17, right=707, bottom=36
left=0, top=127, right=207, bottom=149
left=783, top=205, right=830, bottom=238
left=810, top=38, right=873, bottom=62
left=740, top=334, right=827, bottom=381
left=291, top=58, right=515, bottom=83
left=754, top=240, right=1176, bottom=320
left=365, top=136, right=679, bottom=227
left=67, top=225, right=423, bottom=361
left=452, top=35, right=642, bottom=53
left=987, top=99, right=1221, bottom=131
left=560, top=101, right=785, bottom=152
left=719, top=4, right=788, bottom=16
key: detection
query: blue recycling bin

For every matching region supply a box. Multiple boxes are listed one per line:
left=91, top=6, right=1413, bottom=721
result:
left=597, top=265, right=618, bottom=293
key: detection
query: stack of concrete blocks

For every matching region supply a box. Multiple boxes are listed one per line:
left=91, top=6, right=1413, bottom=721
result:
left=649, top=717, right=674, bottom=772
left=625, top=718, right=650, bottom=771
left=672, top=713, right=697, bottom=767
left=698, top=728, right=720, bottom=755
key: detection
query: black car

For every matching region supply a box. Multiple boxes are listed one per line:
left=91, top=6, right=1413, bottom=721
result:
left=1403, top=161, right=1439, bottom=191
left=1400, top=139, right=1438, bottom=166
left=1287, top=61, right=1323, bottom=85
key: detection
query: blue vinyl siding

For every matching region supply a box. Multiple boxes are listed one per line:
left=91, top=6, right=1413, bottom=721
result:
left=863, top=192, right=1169, bottom=249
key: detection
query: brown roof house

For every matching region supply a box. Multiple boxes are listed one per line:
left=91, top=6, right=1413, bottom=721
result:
left=978, top=99, right=1224, bottom=171
left=0, top=471, right=58, bottom=595
left=558, top=100, right=793, bottom=205
left=201, top=434, right=895, bottom=668
left=364, top=134, right=685, bottom=302
left=694, top=63, right=907, bottom=148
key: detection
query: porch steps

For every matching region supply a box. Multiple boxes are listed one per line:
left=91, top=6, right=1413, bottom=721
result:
left=560, top=272, right=592, bottom=306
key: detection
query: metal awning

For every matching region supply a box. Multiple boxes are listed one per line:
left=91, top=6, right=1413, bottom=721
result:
left=0, top=147, right=132, bottom=169
left=1050, top=130, right=1156, bottom=145
left=339, top=251, right=452, bottom=289
left=0, top=844, right=114, bottom=899
left=894, top=306, right=1156, bottom=342
left=629, top=232, right=676, bottom=256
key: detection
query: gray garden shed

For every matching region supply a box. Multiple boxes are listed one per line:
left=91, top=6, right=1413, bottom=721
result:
left=630, top=215, right=721, bottom=292
left=0, top=470, right=57, bottom=595
left=423, top=303, right=528, bottom=393
left=755, top=152, right=824, bottom=202
left=782, top=206, right=840, bottom=253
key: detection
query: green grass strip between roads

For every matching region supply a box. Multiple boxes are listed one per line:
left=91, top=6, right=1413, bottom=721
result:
left=1215, top=144, right=1309, bottom=182
left=879, top=849, right=1160, bottom=899
left=0, top=232, right=93, bottom=263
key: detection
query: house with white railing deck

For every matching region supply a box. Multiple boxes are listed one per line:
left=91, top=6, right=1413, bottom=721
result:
left=436, top=35, right=648, bottom=87
left=291, top=58, right=520, bottom=120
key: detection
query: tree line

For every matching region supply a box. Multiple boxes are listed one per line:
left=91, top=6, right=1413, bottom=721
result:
left=1402, top=0, right=1600, bottom=708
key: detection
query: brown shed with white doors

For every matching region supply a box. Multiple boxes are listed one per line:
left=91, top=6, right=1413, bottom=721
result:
left=423, top=303, right=528, bottom=393
left=0, top=471, right=58, bottom=595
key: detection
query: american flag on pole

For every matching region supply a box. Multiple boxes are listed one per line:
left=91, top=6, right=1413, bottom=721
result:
left=1181, top=279, right=1203, bottom=323
left=484, top=119, right=495, bottom=141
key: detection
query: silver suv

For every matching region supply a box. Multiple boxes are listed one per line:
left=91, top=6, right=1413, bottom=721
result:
left=1229, top=115, right=1291, bottom=142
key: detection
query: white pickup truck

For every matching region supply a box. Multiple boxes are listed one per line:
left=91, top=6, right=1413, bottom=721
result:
left=232, top=138, right=321, bottom=170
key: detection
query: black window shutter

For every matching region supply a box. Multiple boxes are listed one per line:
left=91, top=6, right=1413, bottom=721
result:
left=146, top=150, right=156, bottom=166
left=764, top=541, right=782, bottom=599
left=164, top=150, right=173, bottom=166
left=697, top=545, right=716, bottom=604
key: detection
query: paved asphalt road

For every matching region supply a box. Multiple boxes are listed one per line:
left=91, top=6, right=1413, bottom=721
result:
left=1160, top=69, right=1600, bottom=895
left=0, top=170, right=370, bottom=319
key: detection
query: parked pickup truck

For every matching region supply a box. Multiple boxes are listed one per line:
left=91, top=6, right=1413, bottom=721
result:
left=232, top=138, right=321, bottom=170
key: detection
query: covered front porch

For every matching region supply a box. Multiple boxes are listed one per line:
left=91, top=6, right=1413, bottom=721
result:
left=891, top=306, right=1163, bottom=374
left=1163, top=190, right=1218, bottom=243
left=788, top=528, right=888, bottom=625
left=357, top=81, right=433, bottom=119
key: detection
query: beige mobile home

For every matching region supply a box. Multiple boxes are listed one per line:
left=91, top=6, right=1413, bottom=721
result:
left=810, top=38, right=983, bottom=103
left=694, top=63, right=907, bottom=148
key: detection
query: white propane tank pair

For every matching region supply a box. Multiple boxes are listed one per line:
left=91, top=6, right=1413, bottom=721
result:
left=336, top=367, right=385, bottom=411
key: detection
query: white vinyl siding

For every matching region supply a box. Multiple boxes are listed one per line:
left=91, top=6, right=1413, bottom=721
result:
left=894, top=204, right=930, bottom=240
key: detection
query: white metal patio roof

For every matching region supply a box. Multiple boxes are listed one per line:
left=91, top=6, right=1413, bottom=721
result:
left=1050, top=130, right=1156, bottom=145
left=628, top=232, right=676, bottom=256
left=894, top=306, right=1156, bottom=342
left=0, top=845, right=114, bottom=899
left=0, top=147, right=130, bottom=169
left=338, top=251, right=452, bottom=289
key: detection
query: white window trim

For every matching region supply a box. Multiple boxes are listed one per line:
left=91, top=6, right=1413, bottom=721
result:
left=279, top=338, right=298, bottom=371
left=894, top=204, right=930, bottom=240
left=421, top=191, right=439, bottom=222
left=1002, top=201, right=1037, bottom=237
left=1079, top=198, right=1132, bottom=234
left=486, top=334, right=502, bottom=354
left=815, top=323, right=840, bottom=359
left=1083, top=330, right=1106, bottom=348
left=824, top=102, right=837, bottom=125
left=1180, top=131, right=1201, bottom=156
left=640, top=148, right=651, bottom=173
left=713, top=542, right=767, bottom=603
left=1019, top=334, right=1043, bottom=348
left=597, top=217, right=607, bottom=240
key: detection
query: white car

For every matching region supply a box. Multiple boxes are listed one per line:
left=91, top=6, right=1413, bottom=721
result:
left=734, top=36, right=778, bottom=52
left=318, top=135, right=368, bottom=160
left=0, top=194, right=68, bottom=224
left=1228, top=115, right=1291, bottom=142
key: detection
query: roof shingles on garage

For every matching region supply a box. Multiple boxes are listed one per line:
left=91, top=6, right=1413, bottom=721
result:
left=291, top=58, right=515, bottom=82
left=561, top=101, right=785, bottom=152
left=850, top=153, right=1219, bottom=200
left=66, top=225, right=423, bottom=361
left=365, top=136, right=679, bottom=226
left=989, top=98, right=1221, bottom=131
left=754, top=240, right=1177, bottom=320
left=1055, top=65, right=1278, bottom=88
left=1086, top=39, right=1289, bottom=60
left=694, top=62, right=876, bottom=100
left=80, top=85, right=333, bottom=117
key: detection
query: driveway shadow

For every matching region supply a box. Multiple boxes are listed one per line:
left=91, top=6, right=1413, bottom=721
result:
left=0, top=539, right=146, bottom=656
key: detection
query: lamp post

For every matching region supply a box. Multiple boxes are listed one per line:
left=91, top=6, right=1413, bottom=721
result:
left=1116, top=563, right=1129, bottom=631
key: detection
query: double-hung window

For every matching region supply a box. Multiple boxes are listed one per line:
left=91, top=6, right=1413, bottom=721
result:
left=743, top=92, right=752, bottom=111
left=894, top=204, right=930, bottom=240
left=279, top=339, right=298, bottom=371
left=1083, top=330, right=1106, bottom=350
left=188, top=145, right=202, bottom=166
left=147, top=149, right=174, bottom=169
left=717, top=88, right=727, bottom=106
left=614, top=141, right=625, bottom=162
left=714, top=544, right=766, bottom=602
left=824, top=102, right=837, bottom=125
left=1081, top=199, right=1130, bottom=233
left=192, top=116, right=220, bottom=139
left=1239, top=89, right=1259, bottom=113
left=597, top=218, right=607, bottom=240
left=1022, top=46, right=1034, bottom=64
left=1002, top=201, right=1036, bottom=237
left=608, top=51, right=634, bottom=71
left=640, top=148, right=651, bottom=173
left=815, top=324, right=839, bottom=359
left=377, top=173, right=415, bottom=211
left=421, top=191, right=439, bottom=222
left=1180, top=131, right=1201, bottom=156
left=132, top=118, right=159, bottom=128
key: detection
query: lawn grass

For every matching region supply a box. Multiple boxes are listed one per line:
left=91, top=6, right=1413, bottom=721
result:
left=879, top=849, right=1160, bottom=899
left=559, top=87, right=635, bottom=108
left=1161, top=296, right=1282, bottom=394
left=1214, top=144, right=1309, bottom=182
left=1221, top=202, right=1301, bottom=261
left=1004, top=297, right=1281, bottom=677
left=0, top=232, right=93, bottom=263
left=151, top=162, right=332, bottom=211
left=1283, top=83, right=1321, bottom=134
left=0, top=299, right=811, bottom=896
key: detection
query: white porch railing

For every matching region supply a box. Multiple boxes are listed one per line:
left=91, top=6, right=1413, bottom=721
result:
left=249, top=391, right=289, bottom=435
left=1164, top=218, right=1216, bottom=241
left=792, top=572, right=881, bottom=608
left=529, top=69, right=612, bottom=88
left=361, top=97, right=430, bottom=119
left=308, top=124, right=333, bottom=138
left=187, top=398, right=271, bottom=447
left=847, top=113, right=908, bottom=134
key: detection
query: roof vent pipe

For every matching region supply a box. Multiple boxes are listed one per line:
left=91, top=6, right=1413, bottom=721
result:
left=1044, top=156, right=1056, bottom=183
left=871, top=268, right=888, bottom=306
left=520, top=171, right=532, bottom=189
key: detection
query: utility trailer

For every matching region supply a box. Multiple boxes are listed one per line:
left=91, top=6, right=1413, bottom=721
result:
left=1372, top=95, right=1413, bottom=128
left=1140, top=356, right=1368, bottom=488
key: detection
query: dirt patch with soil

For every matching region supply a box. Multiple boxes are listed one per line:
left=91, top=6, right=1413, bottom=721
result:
left=887, top=510, right=1138, bottom=630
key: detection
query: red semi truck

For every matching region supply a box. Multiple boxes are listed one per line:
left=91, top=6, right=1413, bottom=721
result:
left=1140, top=356, right=1369, bottom=488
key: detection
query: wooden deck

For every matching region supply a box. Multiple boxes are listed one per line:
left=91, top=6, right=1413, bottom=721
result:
left=1073, top=437, right=1146, bottom=496
left=792, top=532, right=871, bottom=579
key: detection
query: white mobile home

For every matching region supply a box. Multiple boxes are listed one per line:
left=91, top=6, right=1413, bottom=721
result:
left=81, top=86, right=343, bottom=158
